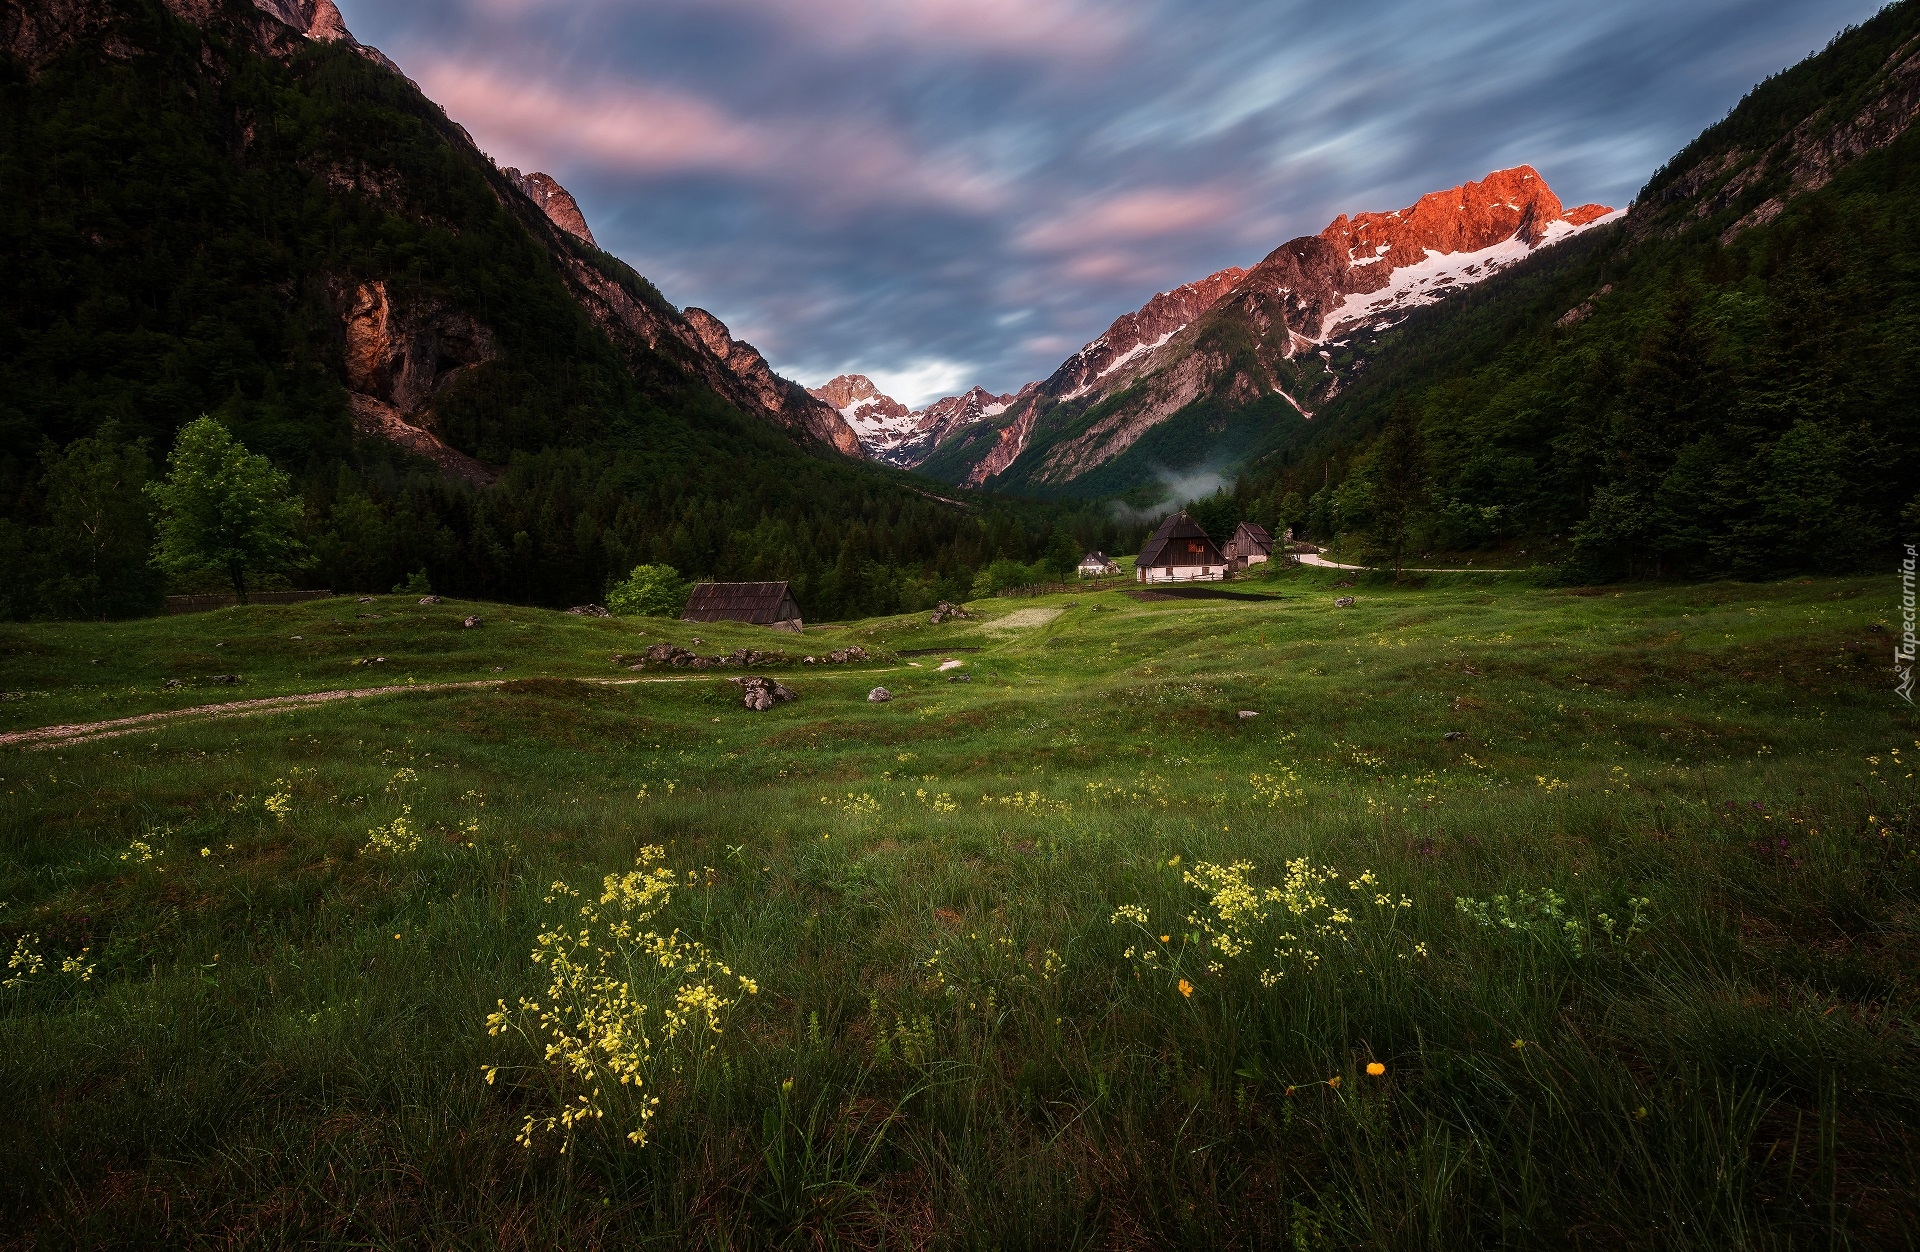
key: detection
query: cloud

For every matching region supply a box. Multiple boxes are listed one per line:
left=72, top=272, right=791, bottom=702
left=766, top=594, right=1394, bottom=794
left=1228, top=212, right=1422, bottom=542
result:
left=857, top=360, right=979, bottom=410
left=412, top=57, right=1009, bottom=214
left=338, top=0, right=1890, bottom=402
left=1018, top=187, right=1243, bottom=253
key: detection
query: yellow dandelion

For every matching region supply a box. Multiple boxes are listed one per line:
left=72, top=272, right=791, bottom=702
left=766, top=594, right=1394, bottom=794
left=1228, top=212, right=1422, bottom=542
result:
left=1177, top=979, right=1193, bottom=998
left=1366, top=1062, right=1386, bottom=1077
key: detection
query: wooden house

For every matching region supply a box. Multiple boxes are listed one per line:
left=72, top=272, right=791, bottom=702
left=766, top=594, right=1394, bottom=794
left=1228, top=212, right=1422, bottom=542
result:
left=682, top=581, right=805, bottom=633
left=1077, top=551, right=1121, bottom=578
left=1224, top=521, right=1274, bottom=571
left=1135, top=512, right=1225, bottom=583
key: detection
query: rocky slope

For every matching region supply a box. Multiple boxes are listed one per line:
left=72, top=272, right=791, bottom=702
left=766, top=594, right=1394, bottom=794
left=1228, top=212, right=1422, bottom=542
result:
left=887, top=167, right=1613, bottom=493
left=502, top=168, right=597, bottom=247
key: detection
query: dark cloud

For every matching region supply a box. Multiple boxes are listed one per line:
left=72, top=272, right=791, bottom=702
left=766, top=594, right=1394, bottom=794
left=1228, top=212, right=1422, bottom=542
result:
left=338, top=0, right=1886, bottom=404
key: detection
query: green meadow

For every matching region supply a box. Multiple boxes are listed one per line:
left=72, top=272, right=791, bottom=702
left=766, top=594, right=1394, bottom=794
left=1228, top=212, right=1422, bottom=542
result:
left=0, top=567, right=1914, bottom=1249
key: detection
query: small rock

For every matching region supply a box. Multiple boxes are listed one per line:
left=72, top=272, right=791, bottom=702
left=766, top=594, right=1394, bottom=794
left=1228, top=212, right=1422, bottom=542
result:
left=1444, top=731, right=1466, bottom=741
left=1238, top=710, right=1259, bottom=719
left=357, top=597, right=375, bottom=604
left=728, top=674, right=797, bottom=711
left=463, top=616, right=483, bottom=629
left=90, top=658, right=102, bottom=665
left=163, top=679, right=184, bottom=690
left=492, top=666, right=503, bottom=672
left=867, top=687, right=893, bottom=703
left=1335, top=596, right=1356, bottom=608
left=947, top=674, right=971, bottom=683
left=937, top=659, right=964, bottom=671
left=568, top=604, right=610, bottom=617
left=290, top=636, right=301, bottom=641
left=419, top=596, right=442, bottom=605
left=210, top=674, right=239, bottom=684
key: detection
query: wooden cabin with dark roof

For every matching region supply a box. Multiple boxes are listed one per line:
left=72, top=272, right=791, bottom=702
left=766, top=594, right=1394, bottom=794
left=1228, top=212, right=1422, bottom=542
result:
left=1135, top=512, right=1225, bottom=583
left=682, top=581, right=805, bottom=633
left=1224, top=521, right=1274, bottom=571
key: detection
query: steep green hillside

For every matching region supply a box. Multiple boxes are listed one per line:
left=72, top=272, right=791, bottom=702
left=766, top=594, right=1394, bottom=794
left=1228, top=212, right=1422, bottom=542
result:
left=1238, top=1, right=1920, bottom=579
left=0, top=0, right=1093, bottom=619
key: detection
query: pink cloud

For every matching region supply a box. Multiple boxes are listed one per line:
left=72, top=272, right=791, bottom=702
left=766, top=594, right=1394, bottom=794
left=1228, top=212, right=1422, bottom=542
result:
left=415, top=59, right=770, bottom=174
left=413, top=58, right=1007, bottom=215
left=1018, top=187, right=1243, bottom=253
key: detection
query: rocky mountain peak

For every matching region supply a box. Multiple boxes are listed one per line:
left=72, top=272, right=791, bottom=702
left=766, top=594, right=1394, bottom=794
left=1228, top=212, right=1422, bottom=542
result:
left=502, top=169, right=597, bottom=248
left=810, top=374, right=908, bottom=418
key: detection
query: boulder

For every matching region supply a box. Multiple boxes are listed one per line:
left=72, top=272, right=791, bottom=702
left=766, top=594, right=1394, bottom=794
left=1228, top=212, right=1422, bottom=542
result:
left=728, top=675, right=797, bottom=712
left=828, top=646, right=870, bottom=664
left=1335, top=596, right=1356, bottom=608
left=419, top=595, right=442, bottom=605
left=1444, top=731, right=1466, bottom=741
left=928, top=600, right=975, bottom=625
left=567, top=604, right=610, bottom=617
left=867, top=687, right=893, bottom=703
left=462, top=615, right=483, bottom=629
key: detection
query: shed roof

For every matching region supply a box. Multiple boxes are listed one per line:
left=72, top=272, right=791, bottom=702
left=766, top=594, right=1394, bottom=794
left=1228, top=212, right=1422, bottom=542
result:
left=683, top=581, right=802, bottom=625
left=1137, top=511, right=1223, bottom=568
left=1231, top=521, right=1274, bottom=552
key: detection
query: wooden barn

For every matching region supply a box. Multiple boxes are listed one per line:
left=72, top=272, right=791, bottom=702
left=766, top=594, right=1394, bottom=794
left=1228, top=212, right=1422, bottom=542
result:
left=1077, top=551, right=1121, bottom=578
left=1224, top=521, right=1274, bottom=571
left=682, top=581, right=805, bottom=633
left=1135, top=512, right=1225, bottom=583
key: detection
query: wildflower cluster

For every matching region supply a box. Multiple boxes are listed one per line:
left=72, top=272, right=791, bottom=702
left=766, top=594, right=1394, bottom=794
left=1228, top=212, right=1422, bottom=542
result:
left=822, top=792, right=881, bottom=816
left=120, top=829, right=168, bottom=866
left=1455, top=888, right=1651, bottom=958
left=1084, top=775, right=1172, bottom=808
left=979, top=790, right=1067, bottom=815
left=486, top=847, right=758, bottom=1149
left=1249, top=767, right=1307, bottom=807
left=1112, top=858, right=1420, bottom=992
left=1535, top=776, right=1568, bottom=793
left=363, top=809, right=420, bottom=855
left=364, top=768, right=422, bottom=855
left=913, top=789, right=960, bottom=813
left=4, top=934, right=93, bottom=988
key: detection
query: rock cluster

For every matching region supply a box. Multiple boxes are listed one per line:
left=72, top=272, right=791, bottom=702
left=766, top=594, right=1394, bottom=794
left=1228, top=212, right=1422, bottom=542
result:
left=729, top=675, right=797, bottom=712
left=631, top=643, right=793, bottom=671
left=568, top=604, right=609, bottom=617
left=805, top=646, right=871, bottom=665
left=928, top=602, right=973, bottom=625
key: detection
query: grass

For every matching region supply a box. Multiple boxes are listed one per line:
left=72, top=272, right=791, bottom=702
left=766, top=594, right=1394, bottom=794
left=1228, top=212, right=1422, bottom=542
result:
left=1, top=566, right=1915, bottom=1248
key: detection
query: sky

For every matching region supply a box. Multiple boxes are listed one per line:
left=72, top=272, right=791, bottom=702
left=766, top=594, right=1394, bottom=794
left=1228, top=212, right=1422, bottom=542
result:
left=336, top=0, right=1886, bottom=407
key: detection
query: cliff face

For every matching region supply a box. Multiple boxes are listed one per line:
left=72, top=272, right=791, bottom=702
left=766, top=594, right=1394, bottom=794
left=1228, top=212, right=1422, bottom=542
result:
left=502, top=169, right=597, bottom=248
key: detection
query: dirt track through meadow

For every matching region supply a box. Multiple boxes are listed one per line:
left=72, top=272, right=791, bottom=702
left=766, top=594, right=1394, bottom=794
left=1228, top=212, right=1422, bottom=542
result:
left=0, top=669, right=905, bottom=751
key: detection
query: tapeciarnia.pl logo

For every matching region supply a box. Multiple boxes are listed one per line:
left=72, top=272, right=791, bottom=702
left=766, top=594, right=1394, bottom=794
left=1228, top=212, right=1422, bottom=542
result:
left=1899, top=543, right=1916, bottom=705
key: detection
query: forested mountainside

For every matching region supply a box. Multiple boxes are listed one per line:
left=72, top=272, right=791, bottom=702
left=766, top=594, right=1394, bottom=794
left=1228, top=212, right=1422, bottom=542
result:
left=0, top=0, right=1101, bottom=620
left=1230, top=0, right=1920, bottom=580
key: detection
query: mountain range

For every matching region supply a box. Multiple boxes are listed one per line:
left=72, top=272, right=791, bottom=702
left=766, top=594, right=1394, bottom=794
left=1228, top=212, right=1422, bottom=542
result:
left=814, top=168, right=1616, bottom=495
